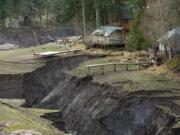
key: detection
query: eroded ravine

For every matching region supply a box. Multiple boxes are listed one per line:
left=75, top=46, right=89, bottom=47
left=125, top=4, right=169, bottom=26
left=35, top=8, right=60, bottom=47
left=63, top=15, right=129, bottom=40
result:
left=0, top=55, right=180, bottom=135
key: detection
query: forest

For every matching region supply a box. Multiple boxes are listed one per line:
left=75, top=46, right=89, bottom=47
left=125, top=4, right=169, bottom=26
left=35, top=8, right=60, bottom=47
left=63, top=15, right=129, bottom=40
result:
left=0, top=0, right=143, bottom=27
left=0, top=0, right=179, bottom=41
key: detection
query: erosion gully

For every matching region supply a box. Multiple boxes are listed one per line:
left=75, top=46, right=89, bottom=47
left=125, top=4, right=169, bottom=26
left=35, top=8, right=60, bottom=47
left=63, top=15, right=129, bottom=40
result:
left=0, top=55, right=179, bottom=135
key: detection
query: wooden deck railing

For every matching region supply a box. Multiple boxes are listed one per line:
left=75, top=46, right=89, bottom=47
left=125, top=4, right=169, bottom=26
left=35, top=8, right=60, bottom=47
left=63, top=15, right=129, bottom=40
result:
left=34, top=49, right=81, bottom=59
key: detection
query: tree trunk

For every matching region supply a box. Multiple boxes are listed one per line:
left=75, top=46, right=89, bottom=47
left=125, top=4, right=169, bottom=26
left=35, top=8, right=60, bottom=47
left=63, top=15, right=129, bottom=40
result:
left=168, top=47, right=172, bottom=60
left=96, top=8, right=100, bottom=28
left=95, top=0, right=100, bottom=28
left=82, top=0, right=87, bottom=35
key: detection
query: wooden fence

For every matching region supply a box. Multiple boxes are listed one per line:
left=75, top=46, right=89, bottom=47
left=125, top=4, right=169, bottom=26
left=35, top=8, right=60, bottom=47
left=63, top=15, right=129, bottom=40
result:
left=86, top=62, right=151, bottom=75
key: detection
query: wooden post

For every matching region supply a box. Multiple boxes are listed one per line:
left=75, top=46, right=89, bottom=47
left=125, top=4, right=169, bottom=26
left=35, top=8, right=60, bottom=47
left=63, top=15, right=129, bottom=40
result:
left=101, top=65, right=104, bottom=75
left=126, top=64, right=128, bottom=71
left=114, top=64, right=117, bottom=72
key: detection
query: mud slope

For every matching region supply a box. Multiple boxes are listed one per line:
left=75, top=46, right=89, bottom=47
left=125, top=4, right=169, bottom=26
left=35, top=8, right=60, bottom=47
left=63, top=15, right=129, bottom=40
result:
left=23, top=56, right=180, bottom=135
left=0, top=27, right=78, bottom=48
left=0, top=74, right=23, bottom=98
left=23, top=55, right=93, bottom=107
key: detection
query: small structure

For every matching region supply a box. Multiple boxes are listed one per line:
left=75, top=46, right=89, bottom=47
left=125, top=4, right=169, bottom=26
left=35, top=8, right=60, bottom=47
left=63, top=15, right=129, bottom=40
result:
left=118, top=3, right=133, bottom=33
left=84, top=26, right=125, bottom=47
left=56, top=36, right=82, bottom=49
left=157, top=27, right=180, bottom=55
left=34, top=51, right=60, bottom=58
left=66, top=36, right=82, bottom=43
left=34, top=49, right=81, bottom=59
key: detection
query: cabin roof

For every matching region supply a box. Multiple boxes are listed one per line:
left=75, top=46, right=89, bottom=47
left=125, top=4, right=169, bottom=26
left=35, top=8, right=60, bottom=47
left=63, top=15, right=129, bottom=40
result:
left=92, top=26, right=123, bottom=37
left=158, top=27, right=180, bottom=42
left=119, top=3, right=133, bottom=20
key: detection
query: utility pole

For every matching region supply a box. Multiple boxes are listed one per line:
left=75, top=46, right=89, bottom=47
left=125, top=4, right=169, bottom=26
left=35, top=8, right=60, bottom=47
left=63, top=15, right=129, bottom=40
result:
left=82, top=0, right=87, bottom=35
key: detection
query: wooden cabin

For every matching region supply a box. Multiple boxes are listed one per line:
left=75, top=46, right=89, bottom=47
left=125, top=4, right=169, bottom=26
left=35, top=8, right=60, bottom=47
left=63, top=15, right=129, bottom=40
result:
left=84, top=26, right=125, bottom=47
left=118, top=3, right=133, bottom=33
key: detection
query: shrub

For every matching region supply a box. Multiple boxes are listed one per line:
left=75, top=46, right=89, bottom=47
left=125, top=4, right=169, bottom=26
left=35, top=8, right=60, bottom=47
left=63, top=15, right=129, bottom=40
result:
left=166, top=59, right=180, bottom=69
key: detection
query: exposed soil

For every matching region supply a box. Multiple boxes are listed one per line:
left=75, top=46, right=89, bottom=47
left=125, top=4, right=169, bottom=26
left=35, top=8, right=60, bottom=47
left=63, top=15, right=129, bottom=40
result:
left=0, top=74, right=23, bottom=99
left=22, top=55, right=180, bottom=135
left=0, top=55, right=179, bottom=135
left=0, top=27, right=80, bottom=48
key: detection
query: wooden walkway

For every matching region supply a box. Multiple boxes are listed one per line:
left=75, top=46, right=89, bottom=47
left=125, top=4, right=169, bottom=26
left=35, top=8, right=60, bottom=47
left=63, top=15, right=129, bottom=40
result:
left=86, top=62, right=151, bottom=75
left=34, top=49, right=81, bottom=59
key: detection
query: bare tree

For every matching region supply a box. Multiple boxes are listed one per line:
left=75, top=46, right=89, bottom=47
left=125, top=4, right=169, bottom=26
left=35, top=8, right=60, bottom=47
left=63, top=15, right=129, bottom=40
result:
left=95, top=0, right=100, bottom=28
left=82, top=0, right=87, bottom=35
left=158, top=0, right=172, bottom=60
left=143, top=0, right=178, bottom=60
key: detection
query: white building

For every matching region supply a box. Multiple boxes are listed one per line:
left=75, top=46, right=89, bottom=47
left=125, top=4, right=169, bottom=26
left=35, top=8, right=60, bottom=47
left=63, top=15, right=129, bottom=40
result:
left=157, top=28, right=180, bottom=54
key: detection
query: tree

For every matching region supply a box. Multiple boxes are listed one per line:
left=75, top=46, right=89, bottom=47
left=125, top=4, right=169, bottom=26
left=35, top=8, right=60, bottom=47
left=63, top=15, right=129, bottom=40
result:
left=126, top=0, right=149, bottom=51
left=94, top=0, right=100, bottom=28
left=82, top=0, right=87, bottom=35
left=0, top=0, right=124, bottom=29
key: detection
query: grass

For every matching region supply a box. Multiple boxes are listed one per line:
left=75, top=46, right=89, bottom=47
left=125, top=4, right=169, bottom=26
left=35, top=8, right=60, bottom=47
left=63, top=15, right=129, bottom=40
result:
left=0, top=102, right=66, bottom=135
left=0, top=43, right=87, bottom=74
left=166, top=59, right=180, bottom=70
left=69, top=57, right=180, bottom=92
left=0, top=43, right=67, bottom=74
left=69, top=57, right=141, bottom=77
left=95, top=71, right=180, bottom=91
left=0, top=43, right=64, bottom=61
left=0, top=62, right=44, bottom=74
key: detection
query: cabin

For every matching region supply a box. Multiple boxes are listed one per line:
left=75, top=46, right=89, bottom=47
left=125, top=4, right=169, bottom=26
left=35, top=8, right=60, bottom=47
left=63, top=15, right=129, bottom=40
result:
left=84, top=26, right=125, bottom=47
left=157, top=28, right=180, bottom=56
left=118, top=3, right=133, bottom=33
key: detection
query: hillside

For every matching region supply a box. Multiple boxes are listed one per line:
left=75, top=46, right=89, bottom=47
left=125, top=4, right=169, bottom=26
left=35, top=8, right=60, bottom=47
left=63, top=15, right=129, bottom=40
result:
left=0, top=0, right=179, bottom=135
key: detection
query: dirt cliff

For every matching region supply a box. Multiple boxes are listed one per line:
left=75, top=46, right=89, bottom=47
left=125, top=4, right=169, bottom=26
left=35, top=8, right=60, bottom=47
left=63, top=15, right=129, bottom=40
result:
left=23, top=55, right=180, bottom=135
left=0, top=27, right=79, bottom=48
left=0, top=74, right=23, bottom=99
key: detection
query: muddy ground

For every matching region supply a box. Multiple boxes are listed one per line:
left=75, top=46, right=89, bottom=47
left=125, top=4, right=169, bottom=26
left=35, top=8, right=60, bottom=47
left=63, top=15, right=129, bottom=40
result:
left=22, top=56, right=180, bottom=135
left=0, top=55, right=179, bottom=135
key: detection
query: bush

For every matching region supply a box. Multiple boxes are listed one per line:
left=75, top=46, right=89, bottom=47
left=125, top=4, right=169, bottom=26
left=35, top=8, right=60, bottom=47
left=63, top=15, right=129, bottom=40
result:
left=166, top=59, right=180, bottom=69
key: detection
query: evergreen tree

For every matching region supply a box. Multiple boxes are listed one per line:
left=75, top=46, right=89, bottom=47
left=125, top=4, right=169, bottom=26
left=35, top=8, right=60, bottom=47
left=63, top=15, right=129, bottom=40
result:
left=126, top=0, right=149, bottom=51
